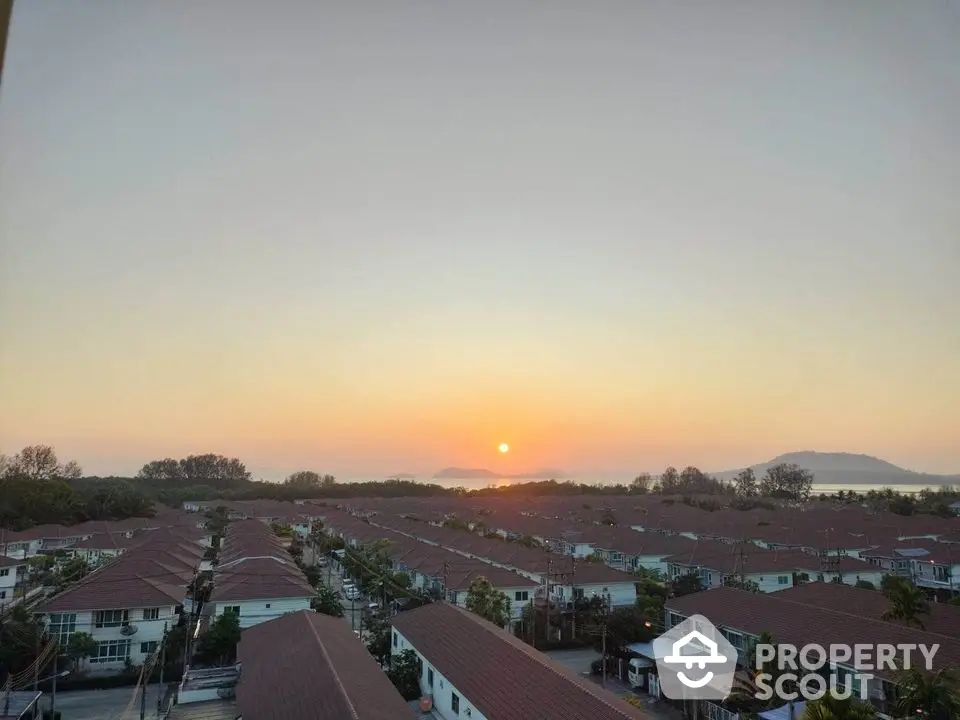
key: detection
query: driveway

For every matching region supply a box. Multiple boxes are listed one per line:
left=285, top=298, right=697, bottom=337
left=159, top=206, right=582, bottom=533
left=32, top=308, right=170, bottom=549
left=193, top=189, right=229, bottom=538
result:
left=544, top=648, right=600, bottom=676
left=50, top=684, right=164, bottom=720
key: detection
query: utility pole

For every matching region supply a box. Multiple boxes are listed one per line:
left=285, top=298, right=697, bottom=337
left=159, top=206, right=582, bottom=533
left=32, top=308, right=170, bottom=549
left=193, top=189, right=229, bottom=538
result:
left=545, top=559, right=552, bottom=643
left=601, top=599, right=608, bottom=688
left=49, top=650, right=58, bottom=718
left=32, top=632, right=39, bottom=720
left=570, top=558, right=577, bottom=639
left=157, top=623, right=168, bottom=713
left=139, top=672, right=147, bottom=720
left=441, top=562, right=450, bottom=602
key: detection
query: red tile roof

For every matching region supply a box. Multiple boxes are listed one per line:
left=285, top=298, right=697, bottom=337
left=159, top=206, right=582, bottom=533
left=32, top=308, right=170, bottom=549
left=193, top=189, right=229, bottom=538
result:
left=391, top=602, right=651, bottom=719
left=236, top=610, right=410, bottom=720
left=665, top=586, right=960, bottom=678
left=777, top=581, right=960, bottom=638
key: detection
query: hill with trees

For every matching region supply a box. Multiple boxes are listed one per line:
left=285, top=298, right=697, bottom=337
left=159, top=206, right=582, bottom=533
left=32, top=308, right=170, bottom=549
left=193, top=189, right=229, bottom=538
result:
left=714, top=451, right=960, bottom=486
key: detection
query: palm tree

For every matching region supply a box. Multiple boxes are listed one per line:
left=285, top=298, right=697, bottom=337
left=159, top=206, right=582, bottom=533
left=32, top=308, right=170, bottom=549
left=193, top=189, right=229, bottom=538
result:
left=881, top=576, right=930, bottom=629
left=801, top=693, right=876, bottom=719
left=894, top=667, right=960, bottom=720
left=747, top=630, right=777, bottom=677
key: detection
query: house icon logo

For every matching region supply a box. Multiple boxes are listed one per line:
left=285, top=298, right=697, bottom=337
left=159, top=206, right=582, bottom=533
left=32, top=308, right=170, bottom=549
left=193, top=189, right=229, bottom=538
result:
left=652, top=614, right=738, bottom=700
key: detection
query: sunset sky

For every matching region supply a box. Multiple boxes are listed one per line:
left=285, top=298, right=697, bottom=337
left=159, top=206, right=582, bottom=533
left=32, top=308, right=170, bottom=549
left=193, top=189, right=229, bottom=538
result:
left=1, top=1, right=958, bottom=481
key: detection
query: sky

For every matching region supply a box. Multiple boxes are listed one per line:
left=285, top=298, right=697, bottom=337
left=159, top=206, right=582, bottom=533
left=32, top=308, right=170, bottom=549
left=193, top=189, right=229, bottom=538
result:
left=1, top=1, right=958, bottom=481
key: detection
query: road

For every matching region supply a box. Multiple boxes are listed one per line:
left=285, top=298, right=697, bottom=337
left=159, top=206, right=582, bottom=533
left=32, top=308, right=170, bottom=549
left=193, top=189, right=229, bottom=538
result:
left=325, top=564, right=365, bottom=637
left=50, top=684, right=164, bottom=720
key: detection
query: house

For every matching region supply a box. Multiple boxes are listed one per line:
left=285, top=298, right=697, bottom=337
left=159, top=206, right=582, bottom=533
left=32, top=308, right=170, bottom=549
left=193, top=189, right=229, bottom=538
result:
left=664, top=586, right=960, bottom=717
left=0, top=555, right=26, bottom=606
left=664, top=542, right=799, bottom=592
left=35, top=532, right=198, bottom=672
left=207, top=520, right=314, bottom=629
left=776, top=581, right=960, bottom=639
left=234, top=610, right=411, bottom=719
left=791, top=554, right=885, bottom=589
left=911, top=544, right=960, bottom=593
left=391, top=602, right=651, bottom=720
left=68, top=532, right=141, bottom=566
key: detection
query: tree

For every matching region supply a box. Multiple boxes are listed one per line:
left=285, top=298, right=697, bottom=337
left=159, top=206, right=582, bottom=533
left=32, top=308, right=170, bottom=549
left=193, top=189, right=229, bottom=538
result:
left=734, top=468, right=758, bottom=497
left=605, top=605, right=656, bottom=650
left=656, top=467, right=680, bottom=494
left=284, top=470, right=335, bottom=490
left=630, top=473, right=653, bottom=494
left=0, top=606, right=46, bottom=679
left=387, top=649, right=422, bottom=700
left=747, top=630, right=776, bottom=675
left=724, top=578, right=761, bottom=593
left=364, top=613, right=392, bottom=666
left=801, top=692, right=877, bottom=719
left=196, top=610, right=241, bottom=664
left=312, top=584, right=344, bottom=617
left=671, top=574, right=703, bottom=597
left=66, top=631, right=97, bottom=672
left=137, top=454, right=250, bottom=489
left=893, top=667, right=960, bottom=720
left=760, top=463, right=813, bottom=502
left=58, top=556, right=91, bottom=586
left=136, top=458, right=186, bottom=483
left=464, top=576, right=512, bottom=628
left=881, top=576, right=930, bottom=629
left=3, top=445, right=81, bottom=480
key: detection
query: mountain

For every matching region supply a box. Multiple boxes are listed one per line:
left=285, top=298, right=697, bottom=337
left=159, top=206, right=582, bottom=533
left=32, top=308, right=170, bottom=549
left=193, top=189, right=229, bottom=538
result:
left=433, top=467, right=567, bottom=480
left=434, top=468, right=499, bottom=479
left=713, top=451, right=960, bottom=486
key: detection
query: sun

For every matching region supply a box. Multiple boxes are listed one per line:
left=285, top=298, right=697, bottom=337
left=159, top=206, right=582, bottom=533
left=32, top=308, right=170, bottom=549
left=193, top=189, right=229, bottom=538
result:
left=498, top=443, right=510, bottom=454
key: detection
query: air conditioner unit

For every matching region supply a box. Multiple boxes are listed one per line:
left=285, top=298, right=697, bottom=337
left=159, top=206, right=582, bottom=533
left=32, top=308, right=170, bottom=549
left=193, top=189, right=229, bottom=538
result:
left=120, top=624, right=138, bottom=636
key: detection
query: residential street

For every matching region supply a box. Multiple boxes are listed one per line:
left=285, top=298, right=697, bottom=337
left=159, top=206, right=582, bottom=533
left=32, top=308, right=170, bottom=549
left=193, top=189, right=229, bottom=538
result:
left=50, top=684, right=164, bottom=720
left=325, top=563, right=365, bottom=636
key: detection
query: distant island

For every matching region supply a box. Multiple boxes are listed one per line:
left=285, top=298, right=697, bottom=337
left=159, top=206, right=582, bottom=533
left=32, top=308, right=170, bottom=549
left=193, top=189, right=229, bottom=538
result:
left=713, top=451, right=960, bottom=486
left=433, top=467, right=567, bottom=480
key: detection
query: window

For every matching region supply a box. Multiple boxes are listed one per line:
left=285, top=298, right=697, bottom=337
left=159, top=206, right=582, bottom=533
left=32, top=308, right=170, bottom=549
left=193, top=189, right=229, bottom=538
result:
left=140, top=641, right=158, bottom=654
left=224, top=606, right=241, bottom=616
left=0, top=591, right=5, bottom=599
left=777, top=576, right=789, bottom=585
left=428, top=668, right=434, bottom=687
left=95, top=609, right=129, bottom=628
left=90, top=639, right=131, bottom=664
left=451, top=692, right=460, bottom=715
left=49, top=613, right=77, bottom=647
left=265, top=603, right=271, bottom=609
left=0, top=568, right=9, bottom=577
left=721, top=628, right=745, bottom=651
left=416, top=657, right=423, bottom=678
left=393, top=632, right=398, bottom=648
left=514, top=591, right=529, bottom=602
left=142, top=608, right=160, bottom=620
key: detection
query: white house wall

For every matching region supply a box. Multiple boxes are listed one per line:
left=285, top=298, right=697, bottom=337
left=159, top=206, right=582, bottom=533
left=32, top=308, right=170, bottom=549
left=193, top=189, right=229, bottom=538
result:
left=211, top=597, right=312, bottom=629
left=0, top=564, right=20, bottom=604
left=393, top=628, right=488, bottom=720
left=42, top=605, right=178, bottom=672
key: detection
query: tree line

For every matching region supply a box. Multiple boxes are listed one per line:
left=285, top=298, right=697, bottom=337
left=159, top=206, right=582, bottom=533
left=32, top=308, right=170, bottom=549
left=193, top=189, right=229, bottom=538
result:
left=5, top=443, right=953, bottom=531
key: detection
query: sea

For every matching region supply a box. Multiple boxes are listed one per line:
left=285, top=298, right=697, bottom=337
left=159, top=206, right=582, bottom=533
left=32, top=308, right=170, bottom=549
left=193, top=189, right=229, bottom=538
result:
left=334, top=477, right=955, bottom=495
